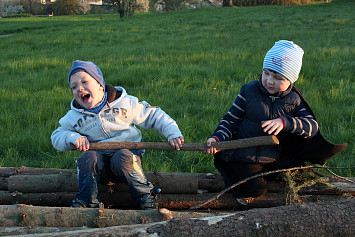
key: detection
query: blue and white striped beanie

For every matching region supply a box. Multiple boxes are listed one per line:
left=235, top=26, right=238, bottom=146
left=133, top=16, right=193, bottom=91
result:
left=263, top=40, right=304, bottom=84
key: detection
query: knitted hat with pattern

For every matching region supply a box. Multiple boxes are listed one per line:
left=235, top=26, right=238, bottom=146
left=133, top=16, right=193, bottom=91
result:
left=263, top=40, right=304, bottom=84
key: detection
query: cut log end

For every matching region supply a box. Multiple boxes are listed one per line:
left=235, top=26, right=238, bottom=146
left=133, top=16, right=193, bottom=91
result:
left=271, top=135, right=280, bottom=145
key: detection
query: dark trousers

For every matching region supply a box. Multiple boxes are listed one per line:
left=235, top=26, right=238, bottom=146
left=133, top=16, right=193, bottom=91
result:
left=75, top=149, right=153, bottom=207
left=214, top=151, right=302, bottom=198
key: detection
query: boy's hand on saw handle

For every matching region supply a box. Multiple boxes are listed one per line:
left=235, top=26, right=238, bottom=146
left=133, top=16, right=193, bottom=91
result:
left=205, top=137, right=220, bottom=154
left=74, top=137, right=90, bottom=152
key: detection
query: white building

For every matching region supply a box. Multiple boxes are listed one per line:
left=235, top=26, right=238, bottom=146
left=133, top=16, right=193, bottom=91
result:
left=41, top=0, right=103, bottom=4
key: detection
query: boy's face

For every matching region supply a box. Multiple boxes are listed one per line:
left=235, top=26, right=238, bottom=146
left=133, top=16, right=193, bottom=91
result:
left=70, top=71, right=105, bottom=109
left=261, top=69, right=291, bottom=94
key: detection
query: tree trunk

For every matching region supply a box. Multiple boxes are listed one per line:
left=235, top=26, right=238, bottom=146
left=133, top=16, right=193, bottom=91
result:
left=0, top=204, right=229, bottom=228
left=300, top=181, right=355, bottom=196
left=223, top=0, right=234, bottom=6
left=0, top=191, right=76, bottom=207
left=0, top=199, right=353, bottom=236
left=6, top=172, right=199, bottom=194
left=7, top=173, right=78, bottom=193
left=4, top=171, right=354, bottom=195
left=0, top=167, right=76, bottom=177
left=1, top=167, right=287, bottom=193
left=145, top=199, right=355, bottom=237
left=0, top=190, right=344, bottom=210
left=1, top=167, right=354, bottom=210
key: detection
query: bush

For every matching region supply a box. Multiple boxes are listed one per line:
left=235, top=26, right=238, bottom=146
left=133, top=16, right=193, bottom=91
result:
left=19, top=0, right=46, bottom=15
left=1, top=13, right=33, bottom=18
left=89, top=5, right=115, bottom=14
left=53, top=0, right=90, bottom=15
left=232, top=0, right=329, bottom=6
left=2, top=2, right=25, bottom=16
left=1, top=0, right=46, bottom=16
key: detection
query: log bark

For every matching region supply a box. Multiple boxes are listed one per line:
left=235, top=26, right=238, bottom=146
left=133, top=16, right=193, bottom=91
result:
left=0, top=169, right=291, bottom=194
left=5, top=172, right=354, bottom=196
left=0, top=204, right=230, bottom=228
left=145, top=172, right=198, bottom=194
left=76, top=136, right=279, bottom=151
left=0, top=177, right=7, bottom=190
left=6, top=172, right=199, bottom=194
left=2, top=172, right=282, bottom=194
left=1, top=199, right=354, bottom=236
left=0, top=191, right=76, bottom=207
left=8, top=173, right=78, bottom=193
left=1, top=167, right=354, bottom=211
left=0, top=226, right=88, bottom=236
left=0, top=190, right=344, bottom=210
left=0, top=167, right=75, bottom=178
left=144, top=199, right=355, bottom=237
left=1, top=172, right=296, bottom=194
left=300, top=181, right=355, bottom=196
left=197, top=173, right=287, bottom=193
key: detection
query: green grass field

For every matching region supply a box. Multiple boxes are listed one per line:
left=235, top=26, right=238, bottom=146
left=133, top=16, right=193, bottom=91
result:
left=0, top=0, right=354, bottom=176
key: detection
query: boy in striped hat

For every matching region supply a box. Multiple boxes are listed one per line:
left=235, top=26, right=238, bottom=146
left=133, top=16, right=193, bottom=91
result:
left=204, top=40, right=346, bottom=203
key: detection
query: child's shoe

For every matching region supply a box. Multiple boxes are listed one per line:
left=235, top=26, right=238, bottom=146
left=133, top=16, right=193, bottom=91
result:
left=236, top=197, right=255, bottom=206
left=140, top=192, right=158, bottom=210
left=70, top=199, right=104, bottom=208
left=70, top=199, right=88, bottom=208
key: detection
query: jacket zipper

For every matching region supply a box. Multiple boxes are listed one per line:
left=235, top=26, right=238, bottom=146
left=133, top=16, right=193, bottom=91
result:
left=256, top=95, right=279, bottom=163
left=269, top=96, right=279, bottom=103
left=97, top=113, right=110, bottom=138
left=269, top=96, right=279, bottom=119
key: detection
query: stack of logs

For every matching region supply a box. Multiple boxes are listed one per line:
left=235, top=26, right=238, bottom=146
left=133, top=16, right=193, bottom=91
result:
left=0, top=166, right=354, bottom=210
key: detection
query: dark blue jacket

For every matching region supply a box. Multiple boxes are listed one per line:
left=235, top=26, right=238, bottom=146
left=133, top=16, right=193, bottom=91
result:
left=212, top=79, right=318, bottom=164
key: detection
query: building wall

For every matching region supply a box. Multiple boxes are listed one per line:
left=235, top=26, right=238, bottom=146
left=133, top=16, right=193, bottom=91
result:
left=136, top=0, right=149, bottom=12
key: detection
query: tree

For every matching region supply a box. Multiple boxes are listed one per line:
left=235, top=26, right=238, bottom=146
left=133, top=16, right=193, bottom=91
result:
left=105, top=0, right=137, bottom=18
left=19, top=0, right=46, bottom=15
left=1, top=0, right=25, bottom=16
left=53, top=0, right=90, bottom=15
left=163, top=0, right=184, bottom=10
left=222, top=0, right=233, bottom=6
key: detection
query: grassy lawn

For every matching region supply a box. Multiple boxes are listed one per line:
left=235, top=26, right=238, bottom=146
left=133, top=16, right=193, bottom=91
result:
left=0, top=0, right=354, bottom=176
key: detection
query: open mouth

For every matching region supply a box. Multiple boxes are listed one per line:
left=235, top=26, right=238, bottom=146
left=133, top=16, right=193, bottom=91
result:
left=81, top=94, right=91, bottom=103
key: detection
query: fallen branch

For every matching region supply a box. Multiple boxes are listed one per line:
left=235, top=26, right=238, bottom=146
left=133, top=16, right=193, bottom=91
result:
left=70, top=136, right=279, bottom=151
left=324, top=167, right=355, bottom=183
left=191, top=165, right=355, bottom=210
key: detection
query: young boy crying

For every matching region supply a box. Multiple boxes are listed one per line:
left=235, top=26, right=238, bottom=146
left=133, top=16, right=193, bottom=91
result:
left=51, top=60, right=184, bottom=209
